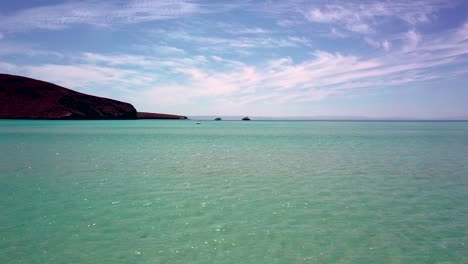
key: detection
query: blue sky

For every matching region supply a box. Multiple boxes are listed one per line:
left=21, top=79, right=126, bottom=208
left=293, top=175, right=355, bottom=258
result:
left=0, top=0, right=467, bottom=118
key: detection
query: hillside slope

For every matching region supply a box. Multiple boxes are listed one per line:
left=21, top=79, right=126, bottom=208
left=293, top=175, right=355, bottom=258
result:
left=0, top=74, right=137, bottom=120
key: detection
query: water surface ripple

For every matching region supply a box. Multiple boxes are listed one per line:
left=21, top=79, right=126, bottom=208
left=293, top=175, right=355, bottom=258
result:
left=1, top=120, right=467, bottom=263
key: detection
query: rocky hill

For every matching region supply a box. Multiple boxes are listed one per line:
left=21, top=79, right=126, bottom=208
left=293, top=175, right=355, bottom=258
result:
left=0, top=74, right=186, bottom=120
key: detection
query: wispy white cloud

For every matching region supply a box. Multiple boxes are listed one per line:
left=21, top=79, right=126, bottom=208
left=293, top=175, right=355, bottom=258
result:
left=155, top=45, right=187, bottom=55
left=1, top=14, right=467, bottom=115
left=402, top=30, right=422, bottom=52
left=131, top=43, right=188, bottom=56
left=365, top=38, right=392, bottom=51
left=165, top=31, right=312, bottom=51
left=217, top=23, right=269, bottom=35
left=453, top=68, right=468, bottom=76
left=130, top=26, right=466, bottom=108
left=277, top=19, right=302, bottom=27
left=329, top=28, right=347, bottom=38
left=159, top=22, right=467, bottom=105
left=23, top=64, right=146, bottom=92
left=3, top=19, right=467, bottom=112
left=0, top=61, right=17, bottom=73
left=262, top=0, right=453, bottom=34
left=0, top=0, right=203, bottom=33
left=456, top=22, right=468, bottom=41
left=0, top=42, right=63, bottom=58
left=81, top=52, right=154, bottom=67
left=382, top=40, right=391, bottom=52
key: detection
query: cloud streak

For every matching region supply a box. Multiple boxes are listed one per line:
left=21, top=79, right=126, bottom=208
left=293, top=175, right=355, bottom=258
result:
left=165, top=31, right=312, bottom=50
left=261, top=0, right=453, bottom=34
left=0, top=0, right=203, bottom=33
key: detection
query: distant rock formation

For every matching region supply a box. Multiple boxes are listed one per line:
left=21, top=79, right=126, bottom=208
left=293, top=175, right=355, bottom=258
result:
left=214, top=117, right=222, bottom=121
left=137, top=112, right=188, bottom=120
left=0, top=73, right=187, bottom=120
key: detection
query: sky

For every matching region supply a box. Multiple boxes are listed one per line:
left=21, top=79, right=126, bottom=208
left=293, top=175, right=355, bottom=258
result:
left=0, top=0, right=467, bottom=119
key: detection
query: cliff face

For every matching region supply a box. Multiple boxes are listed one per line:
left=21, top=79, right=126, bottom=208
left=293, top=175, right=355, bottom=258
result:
left=0, top=74, right=137, bottom=120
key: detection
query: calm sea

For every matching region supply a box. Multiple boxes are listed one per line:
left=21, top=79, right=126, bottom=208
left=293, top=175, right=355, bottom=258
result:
left=1, top=120, right=467, bottom=263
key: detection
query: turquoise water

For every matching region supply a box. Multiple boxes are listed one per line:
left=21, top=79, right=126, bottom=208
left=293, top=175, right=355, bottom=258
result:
left=1, top=120, right=467, bottom=264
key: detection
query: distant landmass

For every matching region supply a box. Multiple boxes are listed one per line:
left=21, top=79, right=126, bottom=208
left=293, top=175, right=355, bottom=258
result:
left=137, top=112, right=188, bottom=119
left=0, top=73, right=187, bottom=120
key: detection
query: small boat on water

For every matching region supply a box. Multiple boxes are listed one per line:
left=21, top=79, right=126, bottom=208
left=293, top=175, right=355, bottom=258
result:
left=214, top=117, right=222, bottom=121
left=242, top=116, right=251, bottom=121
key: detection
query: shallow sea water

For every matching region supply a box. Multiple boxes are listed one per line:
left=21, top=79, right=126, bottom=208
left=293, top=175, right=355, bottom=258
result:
left=0, top=120, right=467, bottom=263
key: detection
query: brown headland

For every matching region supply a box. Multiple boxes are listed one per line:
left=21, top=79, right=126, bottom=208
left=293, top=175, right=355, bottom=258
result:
left=0, top=73, right=187, bottom=120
